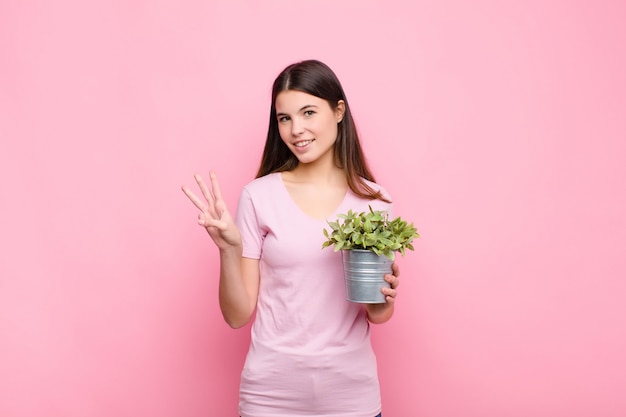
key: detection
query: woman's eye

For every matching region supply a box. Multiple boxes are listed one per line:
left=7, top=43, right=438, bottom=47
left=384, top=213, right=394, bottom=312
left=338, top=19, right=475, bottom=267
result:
left=304, top=110, right=315, bottom=117
left=278, top=116, right=290, bottom=123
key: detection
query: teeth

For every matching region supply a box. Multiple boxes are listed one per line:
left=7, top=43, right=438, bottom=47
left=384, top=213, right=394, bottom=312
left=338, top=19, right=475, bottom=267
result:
left=294, top=140, right=313, bottom=147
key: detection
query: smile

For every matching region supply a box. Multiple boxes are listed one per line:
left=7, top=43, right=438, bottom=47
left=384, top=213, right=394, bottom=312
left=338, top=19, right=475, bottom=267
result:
left=294, top=139, right=314, bottom=147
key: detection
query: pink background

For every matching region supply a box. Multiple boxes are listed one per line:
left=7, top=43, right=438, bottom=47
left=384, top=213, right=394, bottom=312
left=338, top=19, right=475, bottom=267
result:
left=1, top=1, right=625, bottom=416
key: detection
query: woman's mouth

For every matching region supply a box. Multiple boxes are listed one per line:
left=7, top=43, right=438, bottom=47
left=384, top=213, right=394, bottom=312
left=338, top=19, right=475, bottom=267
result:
left=294, top=139, right=314, bottom=148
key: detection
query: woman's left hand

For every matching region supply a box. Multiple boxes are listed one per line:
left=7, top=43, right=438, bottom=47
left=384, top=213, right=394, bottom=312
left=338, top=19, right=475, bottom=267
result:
left=381, top=263, right=400, bottom=304
left=365, top=263, right=400, bottom=324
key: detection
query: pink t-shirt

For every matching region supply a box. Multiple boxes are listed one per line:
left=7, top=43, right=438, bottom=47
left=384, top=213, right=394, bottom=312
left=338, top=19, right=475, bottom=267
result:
left=235, top=172, right=393, bottom=417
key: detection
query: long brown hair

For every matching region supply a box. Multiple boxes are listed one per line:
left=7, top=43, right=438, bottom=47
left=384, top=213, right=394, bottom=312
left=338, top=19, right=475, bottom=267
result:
left=256, top=60, right=389, bottom=202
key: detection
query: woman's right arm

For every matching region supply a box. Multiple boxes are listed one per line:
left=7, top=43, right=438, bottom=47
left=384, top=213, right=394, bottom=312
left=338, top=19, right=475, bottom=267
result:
left=218, top=248, right=260, bottom=328
left=182, top=172, right=260, bottom=328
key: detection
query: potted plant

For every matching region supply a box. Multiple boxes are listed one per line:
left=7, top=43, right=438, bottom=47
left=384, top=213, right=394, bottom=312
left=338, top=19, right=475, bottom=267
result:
left=322, top=206, right=420, bottom=304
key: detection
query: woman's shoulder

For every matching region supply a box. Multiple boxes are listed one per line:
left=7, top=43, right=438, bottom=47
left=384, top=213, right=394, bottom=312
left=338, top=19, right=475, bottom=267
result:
left=342, top=177, right=393, bottom=214
left=360, top=177, right=392, bottom=202
left=240, top=172, right=281, bottom=197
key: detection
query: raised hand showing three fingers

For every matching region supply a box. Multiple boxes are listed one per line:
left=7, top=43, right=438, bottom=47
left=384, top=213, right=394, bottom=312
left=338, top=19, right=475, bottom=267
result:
left=181, top=172, right=241, bottom=250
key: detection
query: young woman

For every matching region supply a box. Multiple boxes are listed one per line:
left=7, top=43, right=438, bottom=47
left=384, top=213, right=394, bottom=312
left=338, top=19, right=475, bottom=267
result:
left=182, top=60, right=400, bottom=417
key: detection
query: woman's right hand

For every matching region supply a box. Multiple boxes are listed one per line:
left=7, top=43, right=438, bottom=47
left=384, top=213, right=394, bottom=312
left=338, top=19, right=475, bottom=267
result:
left=181, top=172, right=242, bottom=250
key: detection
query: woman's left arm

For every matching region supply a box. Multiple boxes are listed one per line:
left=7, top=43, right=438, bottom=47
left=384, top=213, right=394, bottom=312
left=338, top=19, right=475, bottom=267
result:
left=366, top=263, right=400, bottom=324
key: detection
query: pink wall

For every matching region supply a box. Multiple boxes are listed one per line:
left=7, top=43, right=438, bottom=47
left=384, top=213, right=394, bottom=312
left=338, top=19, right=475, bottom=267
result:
left=1, top=1, right=625, bottom=416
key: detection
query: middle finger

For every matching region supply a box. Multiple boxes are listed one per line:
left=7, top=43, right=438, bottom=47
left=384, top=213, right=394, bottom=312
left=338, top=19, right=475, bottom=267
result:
left=195, top=173, right=216, bottom=205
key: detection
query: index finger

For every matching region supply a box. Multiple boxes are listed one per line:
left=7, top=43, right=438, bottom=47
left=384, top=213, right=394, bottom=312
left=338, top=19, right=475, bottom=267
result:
left=181, top=185, right=208, bottom=212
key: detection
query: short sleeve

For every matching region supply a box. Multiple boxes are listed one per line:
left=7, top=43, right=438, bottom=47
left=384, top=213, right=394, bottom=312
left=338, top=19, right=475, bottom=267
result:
left=234, top=187, right=264, bottom=259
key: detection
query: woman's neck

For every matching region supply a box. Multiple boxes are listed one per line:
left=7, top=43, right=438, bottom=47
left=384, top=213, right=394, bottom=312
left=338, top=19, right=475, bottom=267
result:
left=288, top=159, right=346, bottom=187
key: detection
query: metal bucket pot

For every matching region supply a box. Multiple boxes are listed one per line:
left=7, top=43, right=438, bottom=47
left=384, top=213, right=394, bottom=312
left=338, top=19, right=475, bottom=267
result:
left=341, top=249, right=392, bottom=304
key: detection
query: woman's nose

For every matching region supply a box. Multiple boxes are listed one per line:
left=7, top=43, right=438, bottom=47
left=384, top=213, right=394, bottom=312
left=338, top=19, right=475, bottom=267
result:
left=291, top=118, right=305, bottom=136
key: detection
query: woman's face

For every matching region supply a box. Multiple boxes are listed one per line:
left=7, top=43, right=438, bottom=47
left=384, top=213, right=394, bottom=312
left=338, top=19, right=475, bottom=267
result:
left=275, top=90, right=345, bottom=166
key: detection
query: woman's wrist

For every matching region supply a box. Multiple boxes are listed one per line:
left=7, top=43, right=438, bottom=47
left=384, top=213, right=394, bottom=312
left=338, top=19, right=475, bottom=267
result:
left=365, top=302, right=394, bottom=324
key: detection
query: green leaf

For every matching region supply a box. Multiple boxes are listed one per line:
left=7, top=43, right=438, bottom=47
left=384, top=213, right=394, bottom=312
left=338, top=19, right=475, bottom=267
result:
left=322, top=207, right=419, bottom=265
left=327, top=221, right=340, bottom=231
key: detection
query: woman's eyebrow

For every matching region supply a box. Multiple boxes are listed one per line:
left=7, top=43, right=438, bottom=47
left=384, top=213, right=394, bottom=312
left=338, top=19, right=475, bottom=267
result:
left=276, top=104, right=319, bottom=117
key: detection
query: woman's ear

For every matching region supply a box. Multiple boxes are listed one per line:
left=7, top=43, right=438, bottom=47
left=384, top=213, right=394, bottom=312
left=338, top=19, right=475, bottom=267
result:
left=336, top=100, right=346, bottom=123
